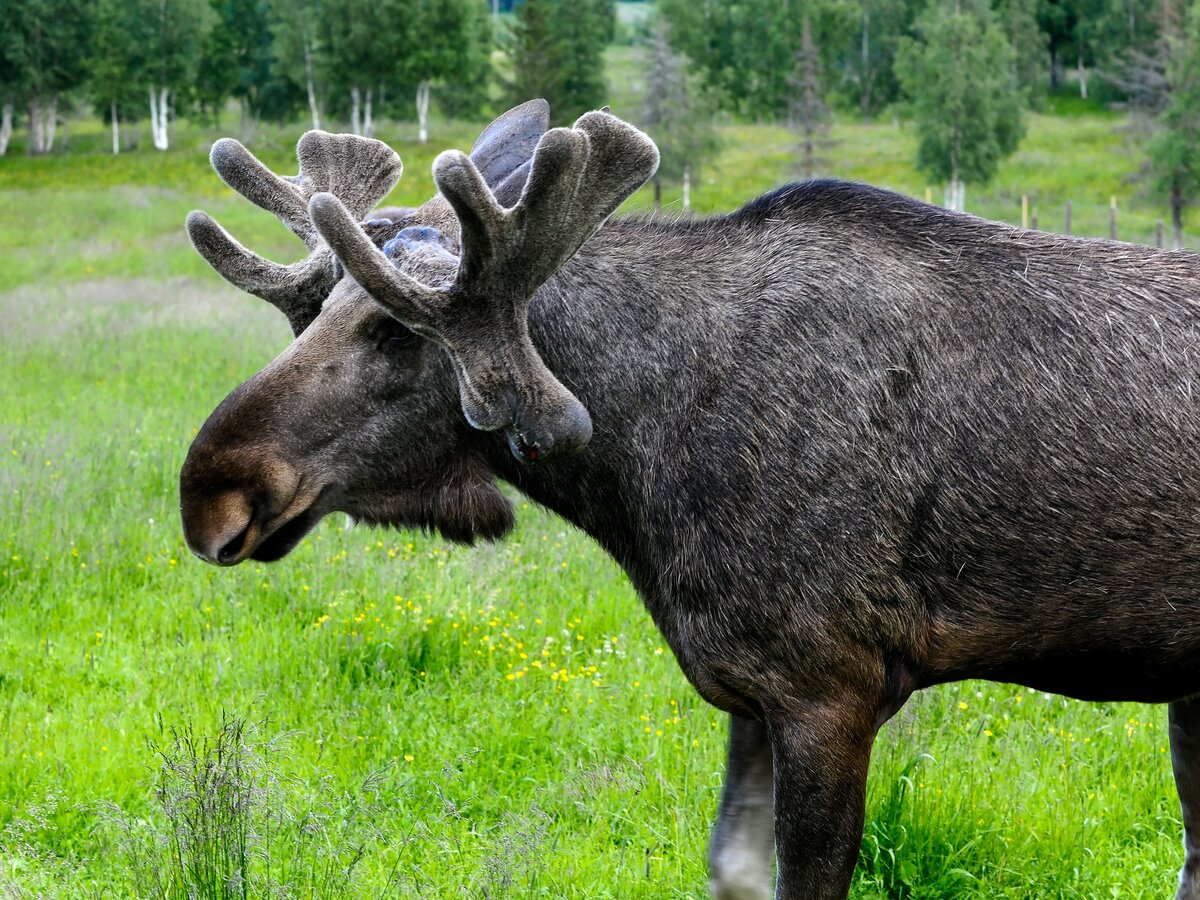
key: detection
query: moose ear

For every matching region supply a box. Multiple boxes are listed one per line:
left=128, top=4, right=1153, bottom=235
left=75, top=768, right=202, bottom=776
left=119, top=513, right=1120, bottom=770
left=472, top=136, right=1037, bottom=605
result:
left=469, top=99, right=550, bottom=205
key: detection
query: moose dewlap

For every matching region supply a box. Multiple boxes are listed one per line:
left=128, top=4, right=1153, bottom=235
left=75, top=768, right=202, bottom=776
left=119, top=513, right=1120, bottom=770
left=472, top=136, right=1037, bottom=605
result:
left=180, top=100, right=1200, bottom=900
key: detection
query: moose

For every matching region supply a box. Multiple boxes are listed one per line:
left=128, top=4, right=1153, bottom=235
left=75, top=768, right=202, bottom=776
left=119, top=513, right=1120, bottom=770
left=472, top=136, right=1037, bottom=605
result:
left=180, top=100, right=1200, bottom=899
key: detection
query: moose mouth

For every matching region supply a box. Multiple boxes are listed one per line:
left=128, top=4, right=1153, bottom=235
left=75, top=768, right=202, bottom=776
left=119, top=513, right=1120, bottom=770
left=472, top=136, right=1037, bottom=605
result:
left=250, top=504, right=326, bottom=562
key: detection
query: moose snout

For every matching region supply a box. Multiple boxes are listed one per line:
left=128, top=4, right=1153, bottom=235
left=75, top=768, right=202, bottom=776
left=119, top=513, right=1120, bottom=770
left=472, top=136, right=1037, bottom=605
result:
left=182, top=490, right=258, bottom=566
left=180, top=439, right=304, bottom=566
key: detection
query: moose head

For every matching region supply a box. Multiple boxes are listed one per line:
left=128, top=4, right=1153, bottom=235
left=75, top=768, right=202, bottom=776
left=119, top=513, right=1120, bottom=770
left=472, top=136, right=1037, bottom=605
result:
left=180, top=102, right=659, bottom=566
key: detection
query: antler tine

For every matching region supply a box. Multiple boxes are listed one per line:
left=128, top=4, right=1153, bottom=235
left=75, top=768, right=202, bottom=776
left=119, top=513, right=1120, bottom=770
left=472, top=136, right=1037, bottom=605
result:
left=190, top=131, right=404, bottom=336
left=307, top=193, right=444, bottom=334
left=433, top=110, right=659, bottom=303
left=186, top=211, right=332, bottom=337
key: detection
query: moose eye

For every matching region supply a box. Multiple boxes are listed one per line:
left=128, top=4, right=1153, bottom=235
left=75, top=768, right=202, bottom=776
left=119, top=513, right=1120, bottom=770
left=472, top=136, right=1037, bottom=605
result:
left=378, top=323, right=417, bottom=355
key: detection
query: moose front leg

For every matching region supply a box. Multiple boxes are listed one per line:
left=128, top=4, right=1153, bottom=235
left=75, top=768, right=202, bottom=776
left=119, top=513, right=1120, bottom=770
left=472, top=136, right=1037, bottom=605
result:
left=709, top=714, right=775, bottom=900
left=768, top=704, right=876, bottom=900
left=1172, top=695, right=1200, bottom=900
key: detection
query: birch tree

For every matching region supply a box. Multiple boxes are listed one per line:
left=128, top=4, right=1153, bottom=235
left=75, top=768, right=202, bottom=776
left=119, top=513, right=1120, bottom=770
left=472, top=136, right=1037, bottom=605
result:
left=272, top=0, right=325, bottom=129
left=13, top=0, right=92, bottom=155
left=896, top=0, right=1024, bottom=210
left=0, top=0, right=28, bottom=155
left=405, top=0, right=491, bottom=141
left=90, top=0, right=144, bottom=154
left=143, top=0, right=203, bottom=150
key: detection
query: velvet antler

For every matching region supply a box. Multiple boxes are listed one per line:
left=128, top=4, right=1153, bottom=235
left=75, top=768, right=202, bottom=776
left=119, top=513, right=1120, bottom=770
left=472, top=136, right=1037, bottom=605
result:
left=310, top=108, right=659, bottom=463
left=186, top=131, right=403, bottom=335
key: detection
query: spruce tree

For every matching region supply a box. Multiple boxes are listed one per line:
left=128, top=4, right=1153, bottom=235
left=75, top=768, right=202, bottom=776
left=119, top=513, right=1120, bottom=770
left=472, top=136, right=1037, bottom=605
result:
left=1149, top=0, right=1200, bottom=245
left=641, top=20, right=719, bottom=211
left=896, top=0, right=1025, bottom=208
left=788, top=15, right=832, bottom=179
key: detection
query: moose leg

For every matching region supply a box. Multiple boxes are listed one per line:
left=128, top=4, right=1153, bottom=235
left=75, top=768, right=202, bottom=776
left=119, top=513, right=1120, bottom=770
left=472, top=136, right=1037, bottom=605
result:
left=709, top=714, right=775, bottom=900
left=1172, top=695, right=1200, bottom=900
left=768, top=706, right=875, bottom=900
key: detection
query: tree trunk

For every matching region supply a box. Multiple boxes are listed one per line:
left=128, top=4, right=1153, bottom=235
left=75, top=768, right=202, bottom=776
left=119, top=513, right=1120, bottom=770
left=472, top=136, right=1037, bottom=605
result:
left=149, top=86, right=170, bottom=150
left=1050, top=46, right=1062, bottom=89
left=351, top=84, right=361, bottom=135
left=416, top=81, right=431, bottom=144
left=860, top=8, right=871, bottom=120
left=112, top=100, right=120, bottom=155
left=682, top=164, right=692, bottom=211
left=27, top=91, right=44, bottom=155
left=363, top=87, right=374, bottom=139
left=1078, top=51, right=1088, bottom=98
left=0, top=100, right=12, bottom=156
left=1173, top=181, right=1185, bottom=249
left=304, top=33, right=321, bottom=130
left=42, top=95, right=58, bottom=152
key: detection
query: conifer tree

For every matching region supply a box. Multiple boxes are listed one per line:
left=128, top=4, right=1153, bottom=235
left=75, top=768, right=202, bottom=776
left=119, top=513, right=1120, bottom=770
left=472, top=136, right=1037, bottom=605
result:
left=788, top=15, right=832, bottom=178
left=641, top=20, right=720, bottom=210
left=1149, top=0, right=1200, bottom=245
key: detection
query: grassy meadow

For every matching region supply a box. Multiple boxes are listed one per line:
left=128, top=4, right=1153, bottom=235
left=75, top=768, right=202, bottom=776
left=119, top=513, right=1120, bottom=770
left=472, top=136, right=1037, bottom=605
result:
left=0, top=57, right=1193, bottom=898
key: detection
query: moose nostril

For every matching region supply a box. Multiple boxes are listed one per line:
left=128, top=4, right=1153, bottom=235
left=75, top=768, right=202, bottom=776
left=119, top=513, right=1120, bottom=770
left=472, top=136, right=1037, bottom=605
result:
left=215, top=520, right=253, bottom=565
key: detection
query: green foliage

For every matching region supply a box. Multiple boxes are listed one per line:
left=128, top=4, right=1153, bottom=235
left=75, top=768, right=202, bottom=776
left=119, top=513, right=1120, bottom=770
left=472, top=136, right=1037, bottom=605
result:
left=996, top=0, right=1049, bottom=106
left=659, top=0, right=856, bottom=120
left=896, top=0, right=1025, bottom=186
left=641, top=21, right=721, bottom=186
left=1149, top=0, right=1200, bottom=240
left=89, top=0, right=147, bottom=124
left=507, top=0, right=615, bottom=124
left=840, top=0, right=925, bottom=117
left=404, top=0, right=494, bottom=121
left=3, top=0, right=93, bottom=97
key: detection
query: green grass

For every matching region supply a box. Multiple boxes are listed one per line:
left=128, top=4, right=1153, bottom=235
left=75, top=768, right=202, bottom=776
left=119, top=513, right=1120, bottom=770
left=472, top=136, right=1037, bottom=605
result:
left=0, top=90, right=1190, bottom=897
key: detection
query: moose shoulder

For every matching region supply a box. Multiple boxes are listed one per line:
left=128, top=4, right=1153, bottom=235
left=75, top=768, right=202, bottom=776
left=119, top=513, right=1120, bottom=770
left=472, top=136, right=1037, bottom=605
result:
left=180, top=102, right=1200, bottom=900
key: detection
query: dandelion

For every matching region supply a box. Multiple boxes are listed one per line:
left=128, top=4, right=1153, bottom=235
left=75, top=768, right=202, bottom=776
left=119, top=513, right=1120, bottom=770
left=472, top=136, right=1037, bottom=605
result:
left=404, top=754, right=414, bottom=762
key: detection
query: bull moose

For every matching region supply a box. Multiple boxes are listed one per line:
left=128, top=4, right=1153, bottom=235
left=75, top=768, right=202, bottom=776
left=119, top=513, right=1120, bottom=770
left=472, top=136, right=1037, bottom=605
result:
left=180, top=100, right=1200, bottom=899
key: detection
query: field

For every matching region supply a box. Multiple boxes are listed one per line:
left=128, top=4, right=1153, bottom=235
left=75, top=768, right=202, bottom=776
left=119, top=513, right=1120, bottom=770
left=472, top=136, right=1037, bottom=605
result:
left=0, top=63, right=1192, bottom=898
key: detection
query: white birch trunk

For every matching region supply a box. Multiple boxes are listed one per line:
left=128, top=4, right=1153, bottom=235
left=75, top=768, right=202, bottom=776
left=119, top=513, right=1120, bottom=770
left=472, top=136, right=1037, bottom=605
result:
left=44, top=95, right=57, bottom=151
left=159, top=87, right=170, bottom=150
left=1078, top=58, right=1088, bottom=99
left=363, top=87, right=373, bottom=139
left=416, top=81, right=431, bottom=144
left=149, top=86, right=171, bottom=150
left=0, top=101, right=13, bottom=156
left=28, top=92, right=45, bottom=154
left=111, top=100, right=120, bottom=155
left=303, top=34, right=321, bottom=130
left=682, top=164, right=691, bottom=210
left=351, top=85, right=361, bottom=135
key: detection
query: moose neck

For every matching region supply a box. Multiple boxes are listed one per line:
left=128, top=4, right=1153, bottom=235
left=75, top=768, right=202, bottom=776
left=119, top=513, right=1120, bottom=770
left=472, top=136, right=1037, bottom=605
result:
left=486, top=222, right=734, bottom=598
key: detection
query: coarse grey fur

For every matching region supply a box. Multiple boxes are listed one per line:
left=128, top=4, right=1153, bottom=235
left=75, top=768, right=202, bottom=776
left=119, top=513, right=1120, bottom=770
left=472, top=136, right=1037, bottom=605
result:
left=180, top=103, right=1200, bottom=899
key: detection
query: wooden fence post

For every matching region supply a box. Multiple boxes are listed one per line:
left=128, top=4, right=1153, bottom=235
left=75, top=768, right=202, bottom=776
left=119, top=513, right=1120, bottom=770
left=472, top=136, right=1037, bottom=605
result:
left=1109, top=196, right=1118, bottom=240
left=1021, top=195, right=1028, bottom=230
left=1064, top=201, right=1072, bottom=236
